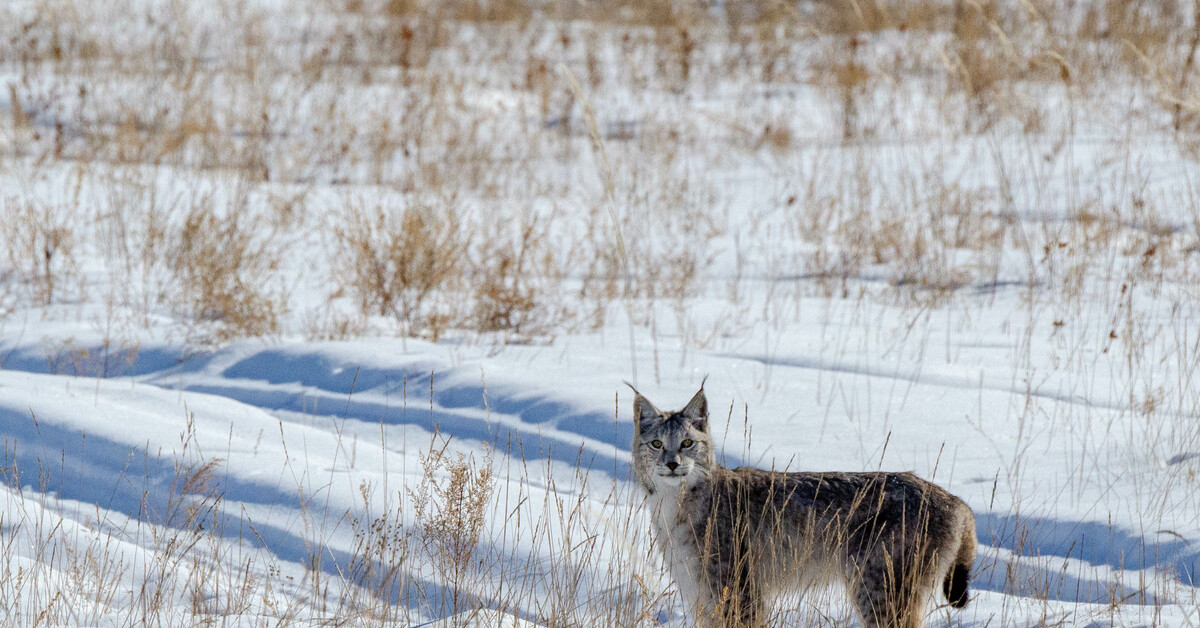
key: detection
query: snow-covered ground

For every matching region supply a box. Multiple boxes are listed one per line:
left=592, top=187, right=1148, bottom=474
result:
left=3, top=1, right=1200, bottom=626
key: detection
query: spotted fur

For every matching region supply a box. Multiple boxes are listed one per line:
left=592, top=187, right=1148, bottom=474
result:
left=631, top=386, right=976, bottom=628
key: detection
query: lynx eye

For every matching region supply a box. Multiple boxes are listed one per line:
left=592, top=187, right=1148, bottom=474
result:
left=650, top=440, right=663, bottom=449
left=680, top=438, right=694, bottom=448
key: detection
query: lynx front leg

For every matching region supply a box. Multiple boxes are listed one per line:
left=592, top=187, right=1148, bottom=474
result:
left=699, top=554, right=765, bottom=628
left=693, top=588, right=764, bottom=628
left=717, top=589, right=765, bottom=628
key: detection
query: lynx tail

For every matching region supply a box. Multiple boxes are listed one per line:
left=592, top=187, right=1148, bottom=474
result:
left=943, top=562, right=970, bottom=608
left=943, top=511, right=976, bottom=608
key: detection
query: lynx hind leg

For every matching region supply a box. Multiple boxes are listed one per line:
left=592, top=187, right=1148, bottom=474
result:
left=851, top=582, right=924, bottom=628
left=942, top=504, right=976, bottom=608
left=850, top=556, right=929, bottom=628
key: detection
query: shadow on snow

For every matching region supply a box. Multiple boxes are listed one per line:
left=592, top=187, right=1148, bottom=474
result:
left=0, top=404, right=542, bottom=620
left=972, top=511, right=1197, bottom=604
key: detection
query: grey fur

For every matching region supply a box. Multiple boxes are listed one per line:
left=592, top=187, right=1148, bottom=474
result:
left=632, top=387, right=976, bottom=628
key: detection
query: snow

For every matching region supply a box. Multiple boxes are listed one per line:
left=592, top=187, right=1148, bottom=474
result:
left=5, top=293, right=1199, bottom=625
left=3, top=1, right=1200, bottom=626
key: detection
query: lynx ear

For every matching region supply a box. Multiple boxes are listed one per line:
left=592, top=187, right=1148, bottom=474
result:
left=681, top=383, right=708, bottom=432
left=626, top=381, right=661, bottom=428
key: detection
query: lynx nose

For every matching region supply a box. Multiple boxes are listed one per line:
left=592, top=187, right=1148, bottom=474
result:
left=666, top=461, right=679, bottom=472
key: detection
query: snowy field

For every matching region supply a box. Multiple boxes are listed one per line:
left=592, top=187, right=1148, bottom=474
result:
left=2, top=1, right=1200, bottom=626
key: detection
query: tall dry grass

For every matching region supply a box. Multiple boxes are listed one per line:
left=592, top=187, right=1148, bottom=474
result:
left=0, top=391, right=678, bottom=626
left=2, top=0, right=1198, bottom=345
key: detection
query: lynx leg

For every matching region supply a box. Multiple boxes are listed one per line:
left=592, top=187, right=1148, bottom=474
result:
left=851, top=584, right=923, bottom=628
left=850, top=557, right=926, bottom=628
left=702, top=587, right=764, bottom=628
left=701, top=556, right=765, bottom=628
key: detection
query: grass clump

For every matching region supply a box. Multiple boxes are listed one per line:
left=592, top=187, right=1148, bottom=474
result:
left=333, top=200, right=467, bottom=339
left=0, top=199, right=80, bottom=307
left=169, top=200, right=284, bottom=343
left=471, top=210, right=569, bottom=339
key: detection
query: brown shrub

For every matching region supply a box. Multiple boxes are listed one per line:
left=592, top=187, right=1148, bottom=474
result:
left=169, top=198, right=284, bottom=342
left=471, top=211, right=569, bottom=339
left=333, top=200, right=467, bottom=336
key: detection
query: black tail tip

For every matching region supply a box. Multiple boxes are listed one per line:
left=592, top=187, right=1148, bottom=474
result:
left=943, top=563, right=970, bottom=608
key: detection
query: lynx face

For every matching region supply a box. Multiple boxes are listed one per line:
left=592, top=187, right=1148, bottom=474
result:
left=632, top=386, right=715, bottom=491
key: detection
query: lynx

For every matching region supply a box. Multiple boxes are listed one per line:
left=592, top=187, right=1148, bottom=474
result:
left=630, top=384, right=976, bottom=628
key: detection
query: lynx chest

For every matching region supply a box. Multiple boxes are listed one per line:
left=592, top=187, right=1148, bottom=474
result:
left=645, top=486, right=707, bottom=603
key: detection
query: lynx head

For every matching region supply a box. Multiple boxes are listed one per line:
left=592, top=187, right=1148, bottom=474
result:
left=629, top=383, right=715, bottom=494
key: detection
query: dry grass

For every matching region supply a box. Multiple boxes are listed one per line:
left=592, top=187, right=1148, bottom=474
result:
left=409, top=440, right=496, bottom=617
left=0, top=199, right=80, bottom=307
left=0, top=391, right=675, bottom=626
left=2, top=0, right=1197, bottom=344
left=169, top=194, right=285, bottom=343
left=340, top=482, right=412, bottom=624
left=3, top=5, right=1200, bottom=620
left=471, top=210, right=570, bottom=339
left=332, top=200, right=467, bottom=338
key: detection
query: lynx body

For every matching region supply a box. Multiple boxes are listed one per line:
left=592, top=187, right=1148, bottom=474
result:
left=631, top=386, right=976, bottom=628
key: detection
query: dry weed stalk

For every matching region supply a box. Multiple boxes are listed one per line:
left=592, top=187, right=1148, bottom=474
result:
left=410, top=440, right=495, bottom=617
left=340, top=480, right=412, bottom=623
